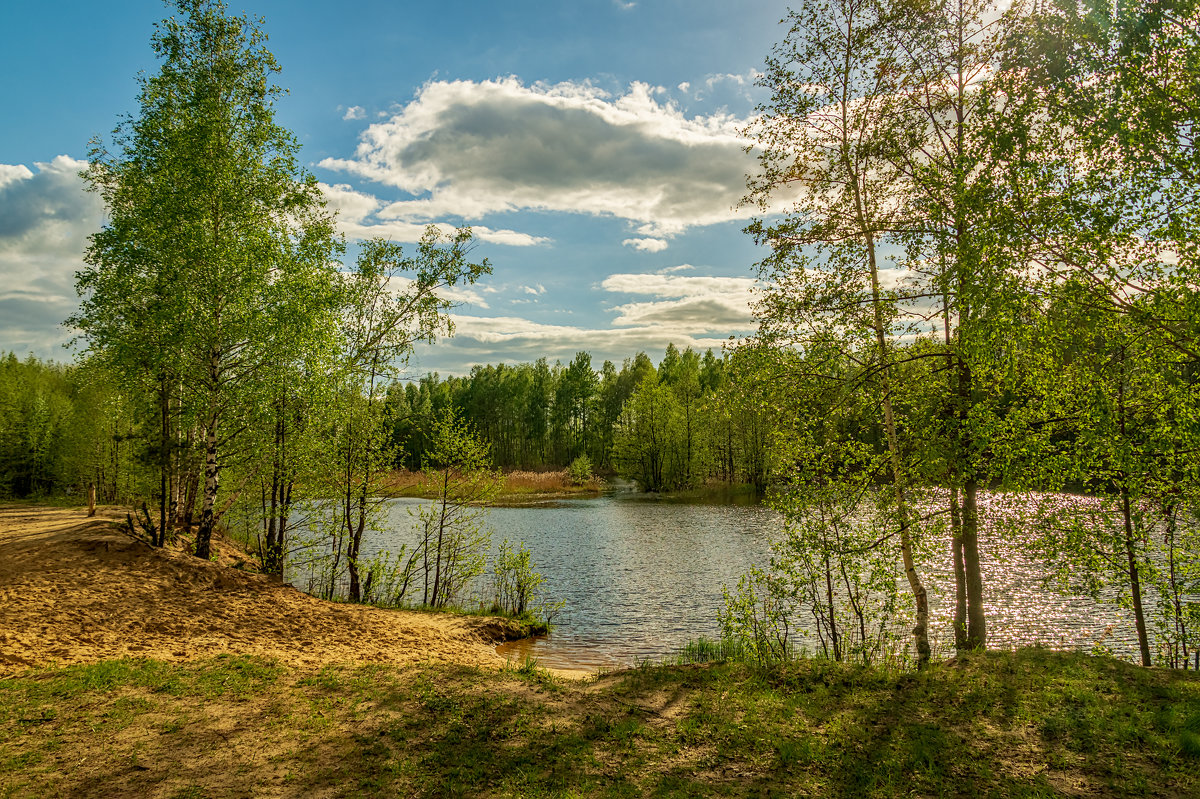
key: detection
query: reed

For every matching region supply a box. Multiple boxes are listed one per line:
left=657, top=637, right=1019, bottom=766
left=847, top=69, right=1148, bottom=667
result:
left=379, top=468, right=604, bottom=499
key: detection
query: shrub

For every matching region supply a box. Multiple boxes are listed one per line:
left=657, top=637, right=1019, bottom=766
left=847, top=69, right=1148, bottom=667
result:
left=567, top=455, right=593, bottom=486
left=491, top=538, right=564, bottom=628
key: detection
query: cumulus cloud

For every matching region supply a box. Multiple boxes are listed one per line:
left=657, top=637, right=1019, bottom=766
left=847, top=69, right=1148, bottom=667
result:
left=704, top=71, right=758, bottom=90
left=390, top=275, right=491, bottom=309
left=401, top=268, right=759, bottom=374
left=522, top=284, right=545, bottom=296
left=0, top=164, right=35, bottom=190
left=412, top=313, right=731, bottom=374
left=342, top=105, right=366, bottom=120
left=320, top=78, right=756, bottom=238
left=601, top=271, right=757, bottom=331
left=0, top=156, right=100, bottom=357
left=622, top=237, right=669, bottom=252
left=318, top=182, right=550, bottom=246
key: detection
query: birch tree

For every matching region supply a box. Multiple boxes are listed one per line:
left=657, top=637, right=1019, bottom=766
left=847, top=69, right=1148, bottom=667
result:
left=74, top=0, right=342, bottom=560
left=330, top=231, right=490, bottom=602
left=744, top=0, right=934, bottom=665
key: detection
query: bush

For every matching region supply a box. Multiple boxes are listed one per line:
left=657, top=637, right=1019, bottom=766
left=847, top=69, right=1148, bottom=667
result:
left=719, top=568, right=796, bottom=667
left=491, top=538, right=564, bottom=628
left=492, top=539, right=543, bottom=616
left=567, top=455, right=593, bottom=486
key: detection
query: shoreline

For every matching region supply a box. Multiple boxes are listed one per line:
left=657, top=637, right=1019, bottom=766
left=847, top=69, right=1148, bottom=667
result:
left=0, top=503, right=591, bottom=679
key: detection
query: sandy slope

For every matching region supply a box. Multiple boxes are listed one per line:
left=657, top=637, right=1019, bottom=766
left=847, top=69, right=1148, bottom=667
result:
left=0, top=505, right=520, bottom=675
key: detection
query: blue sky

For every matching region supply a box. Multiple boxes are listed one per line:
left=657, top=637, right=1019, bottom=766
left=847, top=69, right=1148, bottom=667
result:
left=0, top=0, right=785, bottom=375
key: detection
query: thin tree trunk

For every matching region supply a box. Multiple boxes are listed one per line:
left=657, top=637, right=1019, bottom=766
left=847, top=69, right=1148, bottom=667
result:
left=1165, top=504, right=1187, bottom=668
left=951, top=487, right=968, bottom=650
left=431, top=470, right=450, bottom=606
left=1121, top=486, right=1152, bottom=666
left=182, top=461, right=198, bottom=534
left=158, top=380, right=170, bottom=548
left=955, top=347, right=987, bottom=649
left=347, top=480, right=367, bottom=602
left=961, top=475, right=986, bottom=648
left=196, top=415, right=219, bottom=560
left=168, top=390, right=179, bottom=533
left=276, top=477, right=292, bottom=583
left=1117, top=347, right=1152, bottom=666
left=823, top=531, right=841, bottom=661
left=862, top=220, right=931, bottom=666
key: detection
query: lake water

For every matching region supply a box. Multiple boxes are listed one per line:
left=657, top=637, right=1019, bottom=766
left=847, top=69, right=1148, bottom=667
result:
left=313, top=488, right=1142, bottom=671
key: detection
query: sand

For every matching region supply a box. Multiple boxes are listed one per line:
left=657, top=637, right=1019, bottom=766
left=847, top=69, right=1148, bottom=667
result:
left=0, top=504, right=523, bottom=675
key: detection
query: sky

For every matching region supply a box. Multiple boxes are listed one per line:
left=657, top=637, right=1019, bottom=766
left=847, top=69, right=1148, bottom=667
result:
left=0, top=0, right=786, bottom=376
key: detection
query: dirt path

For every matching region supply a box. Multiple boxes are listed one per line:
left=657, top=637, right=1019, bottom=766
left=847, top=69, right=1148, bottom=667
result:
left=0, top=505, right=521, bottom=675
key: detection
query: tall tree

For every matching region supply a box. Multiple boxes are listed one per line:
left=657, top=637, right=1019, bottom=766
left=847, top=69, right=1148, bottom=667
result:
left=988, top=0, right=1200, bottom=665
left=330, top=231, right=489, bottom=602
left=74, top=0, right=342, bottom=559
left=744, top=0, right=934, bottom=665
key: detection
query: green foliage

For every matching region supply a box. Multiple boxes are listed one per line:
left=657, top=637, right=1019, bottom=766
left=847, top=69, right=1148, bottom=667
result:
left=491, top=539, right=542, bottom=617
left=566, top=454, right=593, bottom=486
left=766, top=475, right=909, bottom=666
left=387, top=345, right=755, bottom=491
left=0, top=354, right=144, bottom=501
left=60, top=0, right=491, bottom=578
left=737, top=0, right=1200, bottom=665
left=415, top=408, right=500, bottom=608
left=72, top=0, right=343, bottom=557
left=490, top=539, right=563, bottom=630
left=719, top=568, right=796, bottom=668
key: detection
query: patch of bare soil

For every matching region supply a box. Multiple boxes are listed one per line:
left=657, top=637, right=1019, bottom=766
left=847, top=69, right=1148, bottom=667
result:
left=0, top=505, right=520, bottom=674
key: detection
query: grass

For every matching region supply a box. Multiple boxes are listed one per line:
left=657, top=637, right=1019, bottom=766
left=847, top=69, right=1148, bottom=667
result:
left=2, top=647, right=1198, bottom=797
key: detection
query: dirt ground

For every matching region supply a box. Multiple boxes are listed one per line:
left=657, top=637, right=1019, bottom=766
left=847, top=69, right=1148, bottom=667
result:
left=0, top=504, right=537, bottom=675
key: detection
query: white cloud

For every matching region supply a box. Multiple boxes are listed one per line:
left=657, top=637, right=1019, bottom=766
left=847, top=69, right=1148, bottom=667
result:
left=414, top=313, right=731, bottom=374
left=704, top=71, right=757, bottom=90
left=0, top=164, right=34, bottom=190
left=342, top=105, right=366, bottom=121
left=376, top=274, right=492, bottom=310
left=601, top=271, right=757, bottom=331
left=614, top=0, right=637, bottom=9
left=402, top=268, right=759, bottom=374
left=320, top=77, right=756, bottom=238
left=318, top=182, right=550, bottom=246
left=601, top=272, right=756, bottom=297
left=522, top=284, right=546, bottom=296
left=0, top=156, right=100, bottom=358
left=622, top=237, right=669, bottom=252
left=440, top=285, right=488, bottom=308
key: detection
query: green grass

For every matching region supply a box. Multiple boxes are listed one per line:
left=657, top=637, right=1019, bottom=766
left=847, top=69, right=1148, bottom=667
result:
left=2, top=648, right=1197, bottom=798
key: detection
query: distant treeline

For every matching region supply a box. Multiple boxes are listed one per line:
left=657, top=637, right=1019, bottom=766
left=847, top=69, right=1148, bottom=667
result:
left=0, top=354, right=142, bottom=503
left=0, top=343, right=778, bottom=501
left=387, top=344, right=774, bottom=491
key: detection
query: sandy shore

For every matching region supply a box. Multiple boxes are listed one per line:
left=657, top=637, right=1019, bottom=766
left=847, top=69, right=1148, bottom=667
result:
left=0, top=504, right=538, bottom=675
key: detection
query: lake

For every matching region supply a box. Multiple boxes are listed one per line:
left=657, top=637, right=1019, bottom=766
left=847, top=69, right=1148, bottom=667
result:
left=283, top=484, right=1142, bottom=667
left=294, top=488, right=1142, bottom=670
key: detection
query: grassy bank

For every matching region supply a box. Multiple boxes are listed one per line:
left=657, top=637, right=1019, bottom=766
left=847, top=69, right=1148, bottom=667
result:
left=3, top=648, right=1197, bottom=798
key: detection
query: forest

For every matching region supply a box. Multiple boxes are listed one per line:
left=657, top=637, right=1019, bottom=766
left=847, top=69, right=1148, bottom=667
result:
left=0, top=0, right=1197, bottom=678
